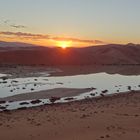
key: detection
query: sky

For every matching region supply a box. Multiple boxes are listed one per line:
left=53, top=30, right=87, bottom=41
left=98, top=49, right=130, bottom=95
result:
left=0, top=0, right=140, bottom=47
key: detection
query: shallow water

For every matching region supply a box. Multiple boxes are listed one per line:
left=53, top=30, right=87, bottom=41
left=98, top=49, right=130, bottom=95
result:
left=0, top=73, right=140, bottom=111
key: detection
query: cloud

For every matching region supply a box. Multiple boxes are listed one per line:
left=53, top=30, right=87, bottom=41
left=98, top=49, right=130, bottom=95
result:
left=0, top=19, right=27, bottom=29
left=3, top=20, right=10, bottom=24
left=10, top=24, right=26, bottom=29
left=52, top=37, right=104, bottom=44
left=0, top=31, right=105, bottom=45
left=0, top=31, right=49, bottom=39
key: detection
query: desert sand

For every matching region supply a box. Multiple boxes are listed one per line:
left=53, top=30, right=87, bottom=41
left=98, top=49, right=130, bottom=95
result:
left=0, top=91, right=140, bottom=140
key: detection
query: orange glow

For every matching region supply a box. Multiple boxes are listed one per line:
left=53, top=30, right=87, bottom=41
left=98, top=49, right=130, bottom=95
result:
left=0, top=34, right=105, bottom=48
left=57, top=41, right=72, bottom=49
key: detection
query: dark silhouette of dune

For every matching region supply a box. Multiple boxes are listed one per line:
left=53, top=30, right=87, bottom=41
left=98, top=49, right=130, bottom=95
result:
left=0, top=41, right=140, bottom=65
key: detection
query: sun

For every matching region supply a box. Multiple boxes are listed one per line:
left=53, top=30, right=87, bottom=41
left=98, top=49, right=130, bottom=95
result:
left=57, top=41, right=72, bottom=49
left=61, top=43, right=67, bottom=49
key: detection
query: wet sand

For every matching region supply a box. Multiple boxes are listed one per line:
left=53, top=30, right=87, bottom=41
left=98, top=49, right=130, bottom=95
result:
left=0, top=91, right=140, bottom=140
left=51, top=65, right=140, bottom=76
left=0, top=88, right=92, bottom=101
left=1, top=65, right=140, bottom=78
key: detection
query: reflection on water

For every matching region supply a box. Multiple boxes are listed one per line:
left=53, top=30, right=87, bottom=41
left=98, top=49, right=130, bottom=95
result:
left=0, top=73, right=140, bottom=111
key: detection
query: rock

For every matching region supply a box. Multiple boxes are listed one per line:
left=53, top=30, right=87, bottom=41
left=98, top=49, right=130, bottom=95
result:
left=9, top=100, right=14, bottom=103
left=0, top=106, right=6, bottom=110
left=80, top=114, right=89, bottom=119
left=19, top=102, right=29, bottom=105
left=91, top=87, right=97, bottom=90
left=50, top=97, right=61, bottom=103
left=2, top=81, right=7, bottom=84
left=11, top=80, right=18, bottom=83
left=34, top=84, right=37, bottom=86
left=0, top=101, right=6, bottom=104
left=128, top=86, right=131, bottom=90
left=100, top=93, right=105, bottom=97
left=64, top=97, right=75, bottom=101
left=106, top=134, right=110, bottom=138
left=30, top=99, right=42, bottom=104
left=102, top=90, right=108, bottom=93
left=56, top=82, right=63, bottom=85
left=90, top=93, right=95, bottom=96
left=3, top=109, right=10, bottom=113
left=1, top=76, right=8, bottom=80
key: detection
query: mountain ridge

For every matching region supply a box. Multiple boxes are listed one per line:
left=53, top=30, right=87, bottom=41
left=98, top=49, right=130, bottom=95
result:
left=0, top=41, right=140, bottom=65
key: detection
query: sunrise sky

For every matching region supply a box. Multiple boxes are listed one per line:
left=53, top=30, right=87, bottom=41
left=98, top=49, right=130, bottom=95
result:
left=0, top=0, right=140, bottom=47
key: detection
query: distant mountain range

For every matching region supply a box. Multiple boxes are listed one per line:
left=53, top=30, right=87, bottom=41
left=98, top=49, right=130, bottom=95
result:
left=0, top=41, right=42, bottom=51
left=0, top=41, right=140, bottom=65
left=0, top=41, right=37, bottom=48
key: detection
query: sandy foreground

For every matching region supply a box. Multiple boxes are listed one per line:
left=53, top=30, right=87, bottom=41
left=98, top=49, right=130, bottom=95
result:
left=0, top=91, right=139, bottom=140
